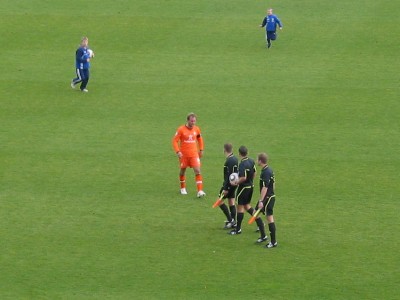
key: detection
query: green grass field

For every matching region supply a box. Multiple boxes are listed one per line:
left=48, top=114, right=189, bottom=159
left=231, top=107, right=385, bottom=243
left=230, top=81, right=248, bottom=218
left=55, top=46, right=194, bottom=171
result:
left=1, top=0, right=399, bottom=299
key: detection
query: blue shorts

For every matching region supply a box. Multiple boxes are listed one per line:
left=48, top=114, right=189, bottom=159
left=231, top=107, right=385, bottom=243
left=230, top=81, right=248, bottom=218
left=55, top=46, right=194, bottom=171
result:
left=267, top=31, right=277, bottom=40
left=76, top=68, right=89, bottom=81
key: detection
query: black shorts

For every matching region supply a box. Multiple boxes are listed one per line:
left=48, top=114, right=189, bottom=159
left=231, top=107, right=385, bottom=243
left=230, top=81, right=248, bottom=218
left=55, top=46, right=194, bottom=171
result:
left=236, top=185, right=253, bottom=205
left=267, top=31, right=277, bottom=40
left=262, top=195, right=276, bottom=216
left=219, top=186, right=237, bottom=199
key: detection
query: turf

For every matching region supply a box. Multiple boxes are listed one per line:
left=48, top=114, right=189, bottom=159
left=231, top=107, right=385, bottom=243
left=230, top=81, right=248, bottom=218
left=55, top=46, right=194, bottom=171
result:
left=1, top=0, right=399, bottom=299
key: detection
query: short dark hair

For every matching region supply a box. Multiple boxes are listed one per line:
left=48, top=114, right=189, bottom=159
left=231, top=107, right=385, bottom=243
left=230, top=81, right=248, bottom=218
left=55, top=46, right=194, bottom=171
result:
left=224, top=143, right=233, bottom=153
left=186, top=112, right=197, bottom=121
left=258, top=153, right=268, bottom=164
left=238, top=145, right=248, bottom=156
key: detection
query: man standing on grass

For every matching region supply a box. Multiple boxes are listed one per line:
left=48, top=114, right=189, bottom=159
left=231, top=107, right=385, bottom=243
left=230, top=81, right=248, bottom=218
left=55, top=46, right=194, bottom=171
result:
left=257, top=153, right=278, bottom=248
left=229, top=146, right=266, bottom=240
left=260, top=8, right=283, bottom=49
left=71, top=37, right=94, bottom=92
left=216, top=143, right=238, bottom=229
left=172, top=113, right=206, bottom=198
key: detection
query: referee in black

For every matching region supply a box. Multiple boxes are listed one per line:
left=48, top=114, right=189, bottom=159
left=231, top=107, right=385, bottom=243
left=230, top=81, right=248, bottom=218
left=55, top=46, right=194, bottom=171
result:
left=229, top=146, right=266, bottom=239
left=257, top=153, right=278, bottom=248
left=217, top=143, right=238, bottom=228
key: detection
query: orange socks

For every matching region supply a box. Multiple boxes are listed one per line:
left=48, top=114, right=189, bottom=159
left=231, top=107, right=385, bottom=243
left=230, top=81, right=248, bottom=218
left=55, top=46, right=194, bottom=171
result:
left=180, top=175, right=186, bottom=189
left=195, top=174, right=203, bottom=192
left=180, top=174, right=203, bottom=191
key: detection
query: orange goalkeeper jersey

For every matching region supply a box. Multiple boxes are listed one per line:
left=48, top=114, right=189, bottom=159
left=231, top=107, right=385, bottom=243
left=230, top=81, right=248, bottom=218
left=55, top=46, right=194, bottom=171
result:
left=172, top=125, right=204, bottom=157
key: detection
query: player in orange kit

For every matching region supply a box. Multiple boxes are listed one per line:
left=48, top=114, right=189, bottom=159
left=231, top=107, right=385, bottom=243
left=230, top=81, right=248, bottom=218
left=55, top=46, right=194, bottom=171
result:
left=172, top=113, right=206, bottom=197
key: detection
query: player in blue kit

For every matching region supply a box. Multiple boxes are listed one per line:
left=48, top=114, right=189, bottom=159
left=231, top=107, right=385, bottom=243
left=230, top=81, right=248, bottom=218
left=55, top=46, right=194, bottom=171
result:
left=71, top=37, right=94, bottom=92
left=260, top=8, right=283, bottom=49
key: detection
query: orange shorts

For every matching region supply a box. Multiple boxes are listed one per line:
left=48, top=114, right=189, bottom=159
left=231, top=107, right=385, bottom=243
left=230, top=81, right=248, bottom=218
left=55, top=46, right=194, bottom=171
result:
left=179, top=156, right=201, bottom=169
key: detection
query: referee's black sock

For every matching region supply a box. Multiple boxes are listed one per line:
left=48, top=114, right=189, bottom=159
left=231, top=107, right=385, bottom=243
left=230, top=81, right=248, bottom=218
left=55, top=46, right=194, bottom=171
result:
left=229, top=205, right=237, bottom=222
left=236, top=212, right=244, bottom=231
left=256, top=218, right=266, bottom=238
left=268, top=222, right=276, bottom=243
left=219, top=203, right=231, bottom=222
left=246, top=207, right=255, bottom=216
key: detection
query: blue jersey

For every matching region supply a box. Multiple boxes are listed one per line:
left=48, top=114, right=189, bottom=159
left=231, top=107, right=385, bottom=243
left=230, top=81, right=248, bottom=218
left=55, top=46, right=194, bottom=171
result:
left=261, top=14, right=282, bottom=32
left=75, top=47, right=91, bottom=70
